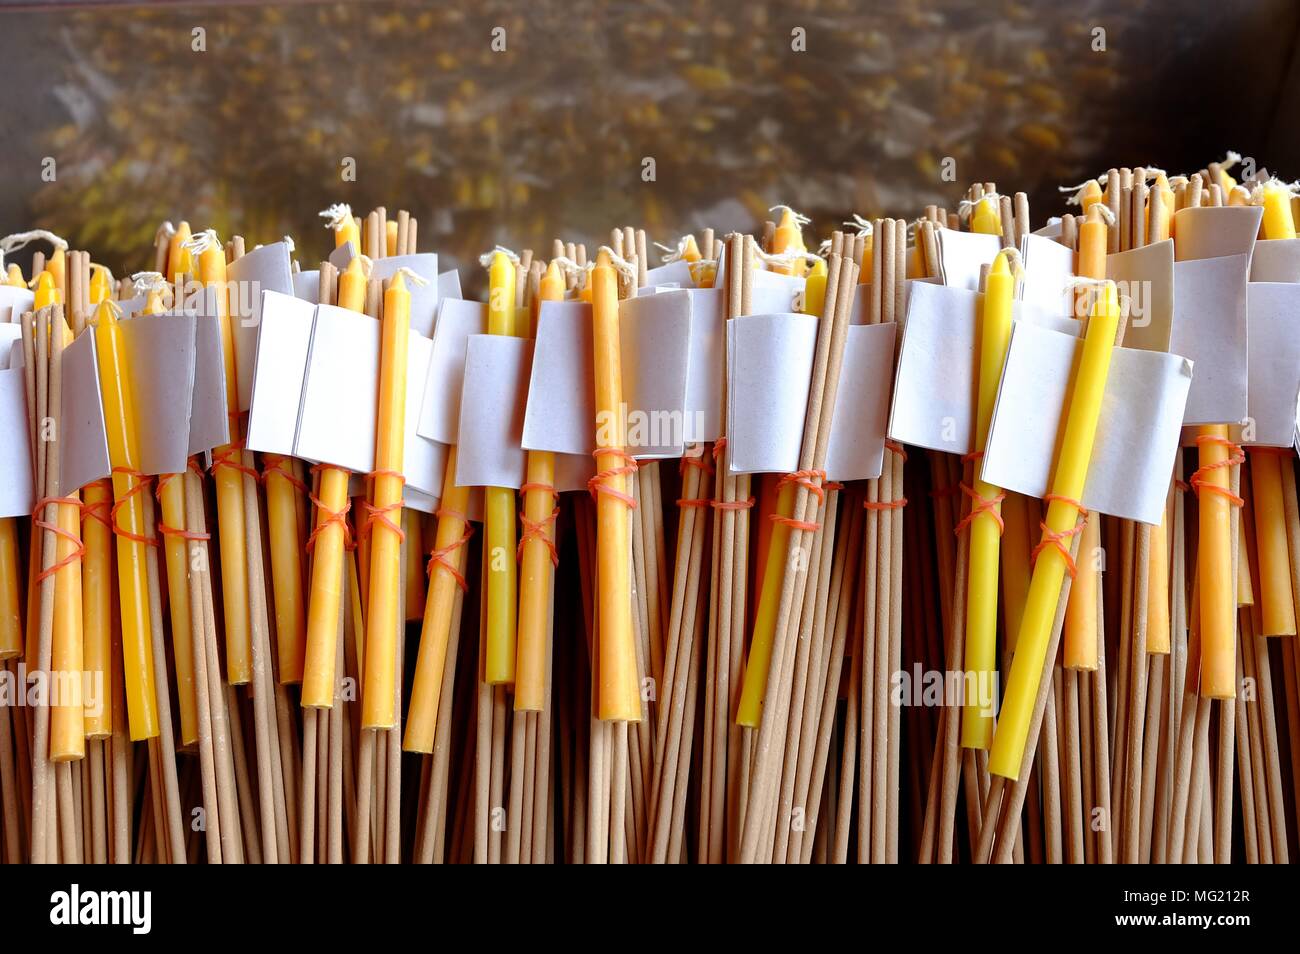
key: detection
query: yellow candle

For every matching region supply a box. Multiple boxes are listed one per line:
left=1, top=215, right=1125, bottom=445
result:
left=989, top=282, right=1119, bottom=779
left=361, top=271, right=411, bottom=730
left=403, top=447, right=473, bottom=751
left=47, top=246, right=67, bottom=305
left=1063, top=206, right=1108, bottom=670
left=323, top=204, right=360, bottom=249
left=386, top=221, right=399, bottom=257
left=49, top=320, right=84, bottom=761
left=515, top=262, right=564, bottom=711
left=591, top=256, right=640, bottom=722
left=736, top=260, right=824, bottom=728
left=1250, top=184, right=1299, bottom=635
left=32, top=271, right=60, bottom=310
left=168, top=222, right=193, bottom=287
left=970, top=195, right=1002, bottom=236
left=80, top=478, right=113, bottom=736
left=301, top=256, right=366, bottom=708
left=93, top=301, right=159, bottom=740
left=961, top=251, right=1014, bottom=750
left=196, top=232, right=252, bottom=685
left=483, top=251, right=518, bottom=685
left=1078, top=179, right=1103, bottom=215
left=1146, top=507, right=1171, bottom=654
left=5, top=263, right=23, bottom=287
left=264, top=455, right=307, bottom=682
left=1197, top=424, right=1237, bottom=696
left=88, top=265, right=111, bottom=305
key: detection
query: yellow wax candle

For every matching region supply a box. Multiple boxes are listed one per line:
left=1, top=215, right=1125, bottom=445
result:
left=1078, top=179, right=1103, bottom=215
left=301, top=256, right=366, bottom=708
left=264, top=455, right=307, bottom=682
left=803, top=257, right=828, bottom=319
left=970, top=195, right=1002, bottom=236
left=93, top=301, right=159, bottom=740
left=771, top=207, right=806, bottom=276
left=515, top=262, right=564, bottom=711
left=47, top=246, right=67, bottom=305
left=195, top=232, right=252, bottom=685
left=168, top=222, right=193, bottom=287
left=5, top=263, right=23, bottom=286
left=403, top=447, right=473, bottom=751
left=32, top=271, right=60, bottom=310
left=88, top=266, right=111, bottom=305
left=1146, top=508, right=1172, bottom=654
left=1063, top=206, right=1108, bottom=670
left=736, top=260, right=824, bottom=728
left=961, top=251, right=1014, bottom=750
left=322, top=204, right=360, bottom=249
left=49, top=318, right=85, bottom=761
left=1197, top=424, right=1237, bottom=696
left=591, top=256, right=640, bottom=722
left=361, top=271, right=411, bottom=730
left=80, top=478, right=113, bottom=736
left=0, top=518, right=20, bottom=658
left=1250, top=184, right=1299, bottom=635
left=989, top=282, right=1119, bottom=779
left=386, top=221, right=399, bottom=257
left=483, top=251, right=518, bottom=685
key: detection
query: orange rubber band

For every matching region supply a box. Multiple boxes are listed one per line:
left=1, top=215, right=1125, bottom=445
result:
left=771, top=514, right=820, bottom=532
left=359, top=470, right=407, bottom=543
left=109, top=467, right=158, bottom=547
left=1029, top=493, right=1088, bottom=578
left=779, top=469, right=827, bottom=502
left=306, top=464, right=353, bottom=553
left=428, top=506, right=475, bottom=592
left=864, top=496, right=908, bottom=512
left=518, top=481, right=560, bottom=566
left=81, top=490, right=112, bottom=532
left=1189, top=435, right=1245, bottom=506
left=712, top=496, right=755, bottom=511
left=210, top=439, right=260, bottom=483
left=885, top=440, right=909, bottom=462
left=262, top=454, right=309, bottom=495
left=681, top=446, right=714, bottom=476
left=588, top=448, right=639, bottom=509
left=154, top=472, right=211, bottom=541
left=34, top=496, right=86, bottom=583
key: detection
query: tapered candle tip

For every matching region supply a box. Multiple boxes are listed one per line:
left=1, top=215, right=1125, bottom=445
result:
left=990, top=251, right=1012, bottom=277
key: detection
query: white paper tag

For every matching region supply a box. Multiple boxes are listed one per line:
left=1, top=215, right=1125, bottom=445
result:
left=118, top=312, right=197, bottom=476
left=418, top=298, right=487, bottom=445
left=825, top=322, right=897, bottom=481
left=982, top=321, right=1192, bottom=524
left=246, top=290, right=316, bottom=457
left=0, top=286, right=34, bottom=324
left=1173, top=206, right=1264, bottom=264
left=455, top=335, right=531, bottom=489
left=1171, top=254, right=1249, bottom=425
left=1107, top=239, right=1174, bottom=352
left=887, top=281, right=1077, bottom=455
left=292, top=270, right=320, bottom=303
left=618, top=290, right=692, bottom=458
left=59, top=332, right=112, bottom=494
left=1019, top=233, right=1075, bottom=316
left=188, top=312, right=230, bottom=456
left=1246, top=282, right=1300, bottom=447
left=1251, top=239, right=1300, bottom=282
left=683, top=289, right=725, bottom=442
left=521, top=300, right=593, bottom=456
left=437, top=269, right=463, bottom=302
left=403, top=330, right=447, bottom=496
left=227, top=241, right=295, bottom=412
left=936, top=228, right=1001, bottom=290
left=327, top=241, right=357, bottom=271
left=727, top=313, right=818, bottom=474
left=294, top=304, right=379, bottom=472
left=0, top=366, right=34, bottom=516
left=643, top=260, right=695, bottom=289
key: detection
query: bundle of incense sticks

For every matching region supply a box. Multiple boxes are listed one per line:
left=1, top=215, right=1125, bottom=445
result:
left=1, top=158, right=1299, bottom=865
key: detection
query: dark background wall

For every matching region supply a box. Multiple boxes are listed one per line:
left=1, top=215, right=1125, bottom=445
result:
left=0, top=0, right=1297, bottom=284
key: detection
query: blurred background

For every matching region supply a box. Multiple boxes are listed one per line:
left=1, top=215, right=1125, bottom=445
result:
left=0, top=0, right=1297, bottom=285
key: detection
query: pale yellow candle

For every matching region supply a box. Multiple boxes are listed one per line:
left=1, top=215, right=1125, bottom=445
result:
left=591, top=256, right=640, bottom=722
left=80, top=478, right=113, bottom=736
left=93, top=301, right=159, bottom=740
left=361, top=271, right=411, bottom=730
left=194, top=231, right=252, bottom=684
left=989, top=282, right=1119, bottom=779
left=483, top=251, right=518, bottom=685
left=404, top=447, right=473, bottom=751
left=301, top=256, right=366, bottom=708
left=515, top=262, right=564, bottom=711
